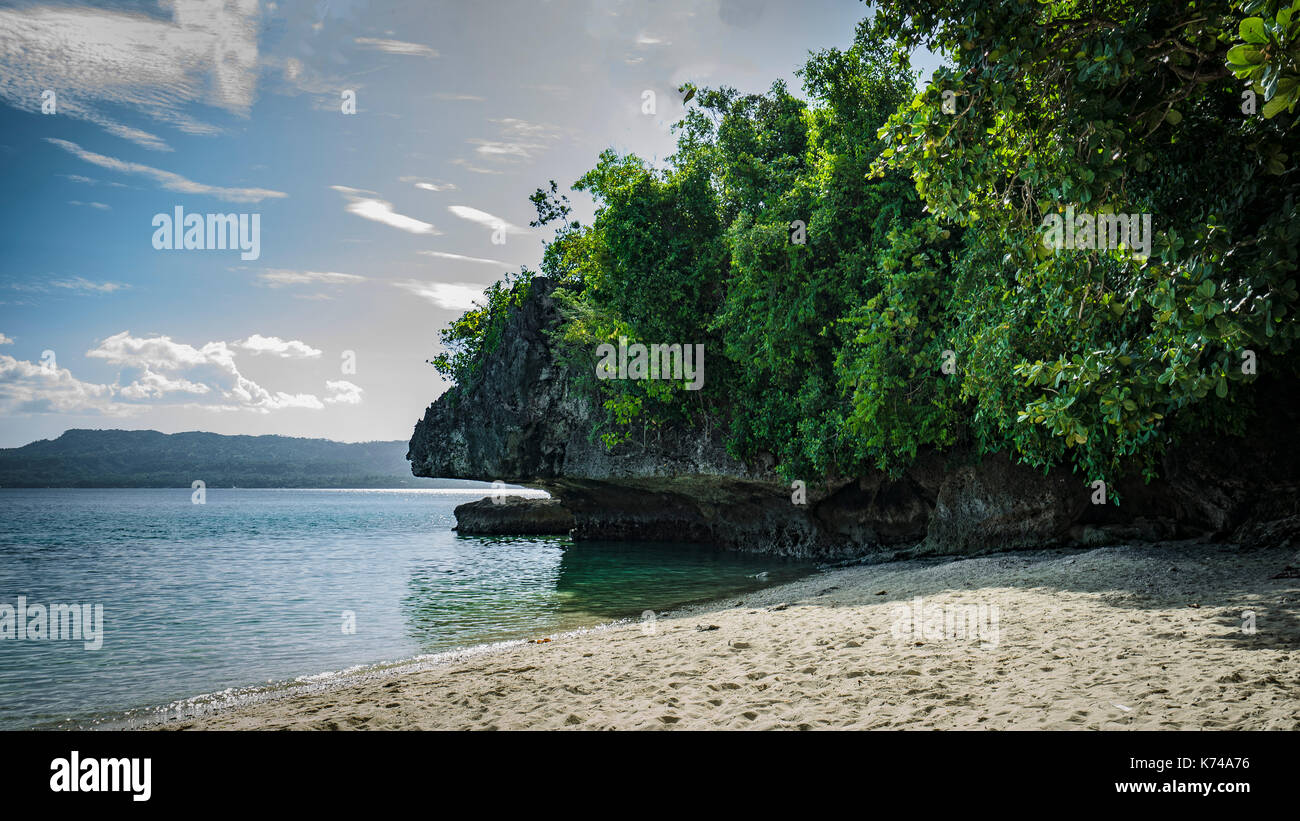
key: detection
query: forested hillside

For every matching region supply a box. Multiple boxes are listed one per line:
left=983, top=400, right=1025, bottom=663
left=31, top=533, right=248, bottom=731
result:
left=0, top=429, right=487, bottom=488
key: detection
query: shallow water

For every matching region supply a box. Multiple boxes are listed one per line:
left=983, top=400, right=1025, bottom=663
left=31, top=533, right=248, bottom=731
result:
left=0, top=488, right=814, bottom=729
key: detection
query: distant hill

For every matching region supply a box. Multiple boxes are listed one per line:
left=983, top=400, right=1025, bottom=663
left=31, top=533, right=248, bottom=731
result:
left=0, top=429, right=490, bottom=489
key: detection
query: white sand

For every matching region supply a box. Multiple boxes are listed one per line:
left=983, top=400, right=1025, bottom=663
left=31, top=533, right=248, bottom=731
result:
left=168, top=542, right=1300, bottom=730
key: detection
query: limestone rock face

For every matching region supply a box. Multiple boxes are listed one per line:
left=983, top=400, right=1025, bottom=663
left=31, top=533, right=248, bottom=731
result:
left=410, top=278, right=1300, bottom=556
left=924, top=452, right=1088, bottom=553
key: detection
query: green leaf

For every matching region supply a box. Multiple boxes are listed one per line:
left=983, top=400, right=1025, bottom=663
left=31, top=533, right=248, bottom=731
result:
left=1262, top=93, right=1293, bottom=118
left=1239, top=17, right=1268, bottom=45
left=1226, top=44, right=1265, bottom=71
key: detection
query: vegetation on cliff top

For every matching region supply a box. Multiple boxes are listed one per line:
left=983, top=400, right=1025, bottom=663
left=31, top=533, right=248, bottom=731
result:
left=431, top=1, right=1299, bottom=491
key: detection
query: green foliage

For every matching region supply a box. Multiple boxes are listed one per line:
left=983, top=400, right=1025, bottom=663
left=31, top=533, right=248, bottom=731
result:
left=872, top=0, right=1299, bottom=484
left=428, top=3, right=1298, bottom=492
left=428, top=269, right=534, bottom=401
left=1228, top=0, right=1300, bottom=118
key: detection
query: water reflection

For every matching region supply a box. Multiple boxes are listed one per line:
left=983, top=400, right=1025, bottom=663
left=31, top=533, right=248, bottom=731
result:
left=401, top=537, right=814, bottom=652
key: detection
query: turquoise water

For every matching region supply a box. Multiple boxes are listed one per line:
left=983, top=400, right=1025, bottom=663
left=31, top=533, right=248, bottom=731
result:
left=0, top=488, right=814, bottom=729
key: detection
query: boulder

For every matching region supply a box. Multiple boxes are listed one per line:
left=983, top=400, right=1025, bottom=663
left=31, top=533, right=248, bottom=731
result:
left=453, top=496, right=575, bottom=536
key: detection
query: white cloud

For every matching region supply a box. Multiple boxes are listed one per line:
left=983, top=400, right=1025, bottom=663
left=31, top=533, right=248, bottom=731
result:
left=258, top=270, right=367, bottom=287
left=449, top=159, right=503, bottom=175
left=51, top=277, right=128, bottom=294
left=236, top=335, right=322, bottom=359
left=0, top=333, right=13, bottom=345
left=355, top=37, right=439, bottom=58
left=60, top=174, right=127, bottom=188
left=468, top=139, right=544, bottom=160
left=400, top=176, right=457, bottom=192
left=88, top=332, right=230, bottom=372
left=635, top=33, right=672, bottom=46
left=0, top=2, right=259, bottom=150
left=47, top=139, right=286, bottom=204
left=455, top=119, right=565, bottom=171
left=433, top=93, right=484, bottom=101
left=324, top=380, right=364, bottom=405
left=0, top=354, right=123, bottom=415
left=85, top=331, right=325, bottom=414
left=332, top=186, right=440, bottom=235
left=393, top=280, right=486, bottom=311
left=68, top=201, right=111, bottom=211
left=490, top=118, right=564, bottom=140
left=447, top=205, right=527, bottom=235
left=418, top=250, right=510, bottom=266
left=3, top=277, right=128, bottom=296
left=119, top=370, right=210, bottom=400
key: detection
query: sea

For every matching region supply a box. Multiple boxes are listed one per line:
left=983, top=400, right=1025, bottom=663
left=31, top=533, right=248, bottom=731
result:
left=0, top=488, right=816, bottom=729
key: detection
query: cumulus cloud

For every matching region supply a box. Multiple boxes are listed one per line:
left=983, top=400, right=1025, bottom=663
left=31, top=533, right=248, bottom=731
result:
left=324, top=380, right=363, bottom=405
left=47, top=139, right=286, bottom=204
left=332, top=186, right=440, bottom=235
left=87, top=332, right=228, bottom=372
left=81, top=331, right=327, bottom=414
left=0, top=1, right=260, bottom=150
left=118, top=371, right=210, bottom=400
left=235, top=334, right=322, bottom=358
left=393, top=280, right=485, bottom=311
left=0, top=333, right=14, bottom=345
left=0, top=353, right=123, bottom=415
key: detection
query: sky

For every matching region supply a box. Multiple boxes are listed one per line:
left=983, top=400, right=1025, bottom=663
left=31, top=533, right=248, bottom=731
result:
left=0, top=0, right=938, bottom=448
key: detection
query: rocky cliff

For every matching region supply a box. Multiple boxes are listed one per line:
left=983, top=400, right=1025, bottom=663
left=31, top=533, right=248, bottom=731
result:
left=410, top=277, right=1300, bottom=558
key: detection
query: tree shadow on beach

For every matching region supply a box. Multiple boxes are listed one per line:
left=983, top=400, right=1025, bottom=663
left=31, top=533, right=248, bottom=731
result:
left=763, top=541, right=1300, bottom=653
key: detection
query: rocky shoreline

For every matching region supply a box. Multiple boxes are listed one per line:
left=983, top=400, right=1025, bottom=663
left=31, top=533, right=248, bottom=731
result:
left=453, top=496, right=574, bottom=536
left=409, top=277, right=1300, bottom=558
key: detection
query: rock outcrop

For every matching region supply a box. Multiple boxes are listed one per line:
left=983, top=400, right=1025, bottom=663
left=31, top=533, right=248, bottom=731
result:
left=410, top=277, right=1300, bottom=557
left=453, top=496, right=575, bottom=536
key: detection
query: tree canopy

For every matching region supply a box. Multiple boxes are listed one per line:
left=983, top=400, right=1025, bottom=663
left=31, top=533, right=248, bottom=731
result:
left=432, top=2, right=1299, bottom=494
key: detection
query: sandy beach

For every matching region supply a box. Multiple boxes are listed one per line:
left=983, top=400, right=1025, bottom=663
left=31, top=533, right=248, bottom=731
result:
left=169, top=542, right=1300, bottom=730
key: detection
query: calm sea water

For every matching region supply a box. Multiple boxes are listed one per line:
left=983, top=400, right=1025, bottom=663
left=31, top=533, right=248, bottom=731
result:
left=0, top=488, right=814, bottom=729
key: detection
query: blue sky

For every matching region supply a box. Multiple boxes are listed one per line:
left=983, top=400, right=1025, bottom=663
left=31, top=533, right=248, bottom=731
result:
left=0, top=0, right=937, bottom=448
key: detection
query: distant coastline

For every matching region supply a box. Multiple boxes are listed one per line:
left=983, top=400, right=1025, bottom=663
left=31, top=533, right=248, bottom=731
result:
left=0, top=428, right=493, bottom=489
